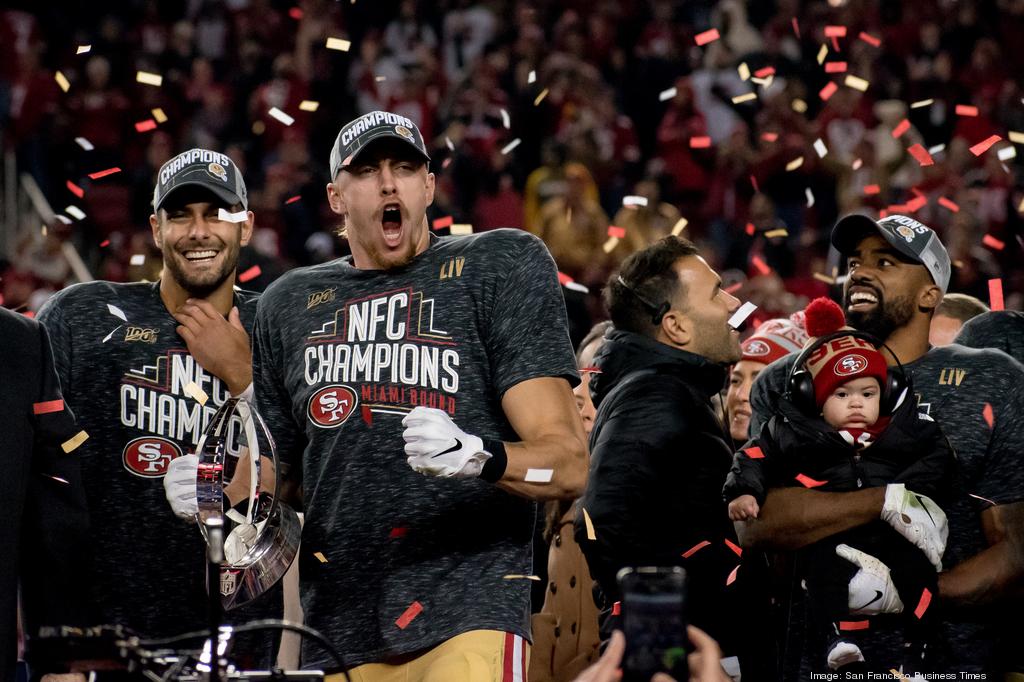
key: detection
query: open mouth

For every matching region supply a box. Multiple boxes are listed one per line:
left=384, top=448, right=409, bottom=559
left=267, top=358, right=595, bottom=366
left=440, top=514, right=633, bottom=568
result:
left=847, top=287, right=879, bottom=312
left=381, top=204, right=403, bottom=247
left=183, top=249, right=219, bottom=264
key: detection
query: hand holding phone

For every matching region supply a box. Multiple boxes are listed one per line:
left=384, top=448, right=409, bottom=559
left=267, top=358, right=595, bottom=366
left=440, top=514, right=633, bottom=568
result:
left=617, top=566, right=690, bottom=682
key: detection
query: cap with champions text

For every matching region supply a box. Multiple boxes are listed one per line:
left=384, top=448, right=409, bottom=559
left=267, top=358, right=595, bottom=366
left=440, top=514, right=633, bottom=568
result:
left=153, top=148, right=248, bottom=212
left=831, top=213, right=951, bottom=294
left=329, top=110, right=430, bottom=178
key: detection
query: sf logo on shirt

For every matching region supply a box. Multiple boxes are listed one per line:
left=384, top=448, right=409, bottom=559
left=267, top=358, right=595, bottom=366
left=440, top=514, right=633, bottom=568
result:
left=307, top=384, right=359, bottom=428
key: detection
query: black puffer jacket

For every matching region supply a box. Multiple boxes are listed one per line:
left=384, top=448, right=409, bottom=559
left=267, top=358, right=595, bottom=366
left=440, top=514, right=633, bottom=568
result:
left=724, top=379, right=955, bottom=505
left=574, top=330, right=759, bottom=660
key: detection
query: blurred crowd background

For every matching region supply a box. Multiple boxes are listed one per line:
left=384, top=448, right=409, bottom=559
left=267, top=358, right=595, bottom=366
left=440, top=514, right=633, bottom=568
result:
left=3, top=0, right=1024, bottom=342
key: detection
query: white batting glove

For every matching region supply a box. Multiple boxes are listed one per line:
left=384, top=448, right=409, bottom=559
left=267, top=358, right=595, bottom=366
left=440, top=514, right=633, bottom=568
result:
left=836, top=544, right=905, bottom=615
left=402, top=406, right=491, bottom=478
left=881, top=483, right=948, bottom=570
left=163, top=454, right=198, bottom=520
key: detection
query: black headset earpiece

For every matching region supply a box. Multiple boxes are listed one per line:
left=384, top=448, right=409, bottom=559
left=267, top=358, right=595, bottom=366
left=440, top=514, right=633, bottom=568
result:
left=616, top=275, right=670, bottom=326
left=785, top=330, right=909, bottom=418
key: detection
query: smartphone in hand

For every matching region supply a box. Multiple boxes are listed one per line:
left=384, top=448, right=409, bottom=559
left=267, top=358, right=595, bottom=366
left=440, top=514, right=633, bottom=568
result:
left=617, top=566, right=689, bottom=682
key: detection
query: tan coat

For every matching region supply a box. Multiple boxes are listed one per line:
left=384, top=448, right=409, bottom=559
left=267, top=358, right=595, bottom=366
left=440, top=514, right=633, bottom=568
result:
left=529, top=507, right=601, bottom=682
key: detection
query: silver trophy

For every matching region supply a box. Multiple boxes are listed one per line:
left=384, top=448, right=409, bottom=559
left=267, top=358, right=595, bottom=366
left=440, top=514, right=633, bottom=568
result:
left=194, top=397, right=300, bottom=610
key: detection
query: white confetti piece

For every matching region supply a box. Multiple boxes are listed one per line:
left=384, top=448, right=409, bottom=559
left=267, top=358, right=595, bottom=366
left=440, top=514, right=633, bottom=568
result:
left=805, top=187, right=815, bottom=207
left=623, top=195, right=649, bottom=207
left=299, top=100, right=320, bottom=112
left=998, top=146, right=1017, bottom=161
left=816, top=44, right=828, bottom=65
left=375, top=75, right=386, bottom=82
left=152, top=108, right=168, bottom=123
left=564, top=281, right=590, bottom=294
left=219, top=208, right=249, bottom=223
left=74, top=137, right=94, bottom=151
left=671, top=217, right=688, bottom=235
left=76, top=45, right=91, bottom=55
left=732, top=92, right=757, bottom=104
left=813, top=138, right=828, bottom=158
left=268, top=107, right=295, bottom=126
left=928, top=144, right=945, bottom=155
left=65, top=205, right=86, bottom=220
left=503, top=574, right=542, bottom=581
left=527, top=70, right=536, bottom=84
left=791, top=99, right=808, bottom=113
left=738, top=62, right=750, bottom=81
left=101, top=326, right=121, bottom=344
left=449, top=224, right=473, bottom=235
left=136, top=71, right=163, bottom=87
left=55, top=71, right=70, bottom=93
left=500, top=138, right=521, bottom=155
left=61, top=430, right=89, bottom=453
left=1009, top=131, right=1024, bottom=145
left=326, top=37, right=351, bottom=51
left=750, top=75, right=773, bottom=87
left=910, top=98, right=934, bottom=109
left=533, top=88, right=549, bottom=105
left=129, top=254, right=145, bottom=266
left=55, top=215, right=72, bottom=225
left=500, top=108, right=510, bottom=129
left=107, top=304, right=128, bottom=322
left=728, top=301, right=758, bottom=329
left=785, top=156, right=804, bottom=171
left=525, top=468, right=554, bottom=483
left=659, top=87, right=677, bottom=102
left=602, top=236, right=620, bottom=254
left=582, top=507, right=597, bottom=540
left=184, top=381, right=209, bottom=406
left=844, top=75, right=869, bottom=92
left=445, top=136, right=455, bottom=151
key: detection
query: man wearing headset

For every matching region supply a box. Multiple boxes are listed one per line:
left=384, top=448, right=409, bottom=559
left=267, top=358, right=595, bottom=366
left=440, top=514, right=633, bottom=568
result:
left=575, top=235, right=772, bottom=679
left=741, top=214, right=1024, bottom=676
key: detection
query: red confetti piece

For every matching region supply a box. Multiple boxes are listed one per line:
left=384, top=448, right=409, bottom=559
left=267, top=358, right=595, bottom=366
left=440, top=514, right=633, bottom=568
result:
left=724, top=538, right=743, bottom=557
left=858, top=31, right=881, bottom=47
left=819, top=82, right=838, bottom=101
left=824, top=25, right=847, bottom=37
left=745, top=222, right=756, bottom=236
left=134, top=119, right=157, bottom=132
left=66, top=180, right=84, bottom=198
left=752, top=255, right=771, bottom=276
left=891, top=119, right=911, bottom=139
left=23, top=311, right=34, bottom=319
left=285, top=195, right=301, bottom=204
left=557, top=271, right=574, bottom=285
left=989, top=279, right=1004, bottom=311
left=969, top=135, right=1002, bottom=157
left=791, top=17, right=800, bottom=38
left=612, top=601, right=621, bottom=616
left=914, top=588, right=932, bottom=619
left=580, top=366, right=602, bottom=374
left=749, top=175, right=759, bottom=193
left=955, top=104, right=978, bottom=117
left=33, top=399, right=65, bottom=415
left=878, top=209, right=889, bottom=219
left=362, top=404, right=373, bottom=425
left=795, top=473, right=828, bottom=488
left=694, top=28, right=720, bottom=46
left=724, top=282, right=743, bottom=295
left=824, top=62, right=848, bottom=73
left=395, top=601, right=423, bottom=629
left=754, top=66, right=775, bottom=78
left=288, top=6, right=302, bottom=19
left=907, top=144, right=934, bottom=167
left=726, top=564, right=740, bottom=585
left=744, top=446, right=765, bottom=459
left=905, top=195, right=928, bottom=212
left=389, top=526, right=407, bottom=539
left=88, top=167, right=121, bottom=180
left=761, top=132, right=779, bottom=142
left=863, top=184, right=880, bottom=196
left=839, top=620, right=870, bottom=631
left=689, top=136, right=712, bottom=149
left=237, top=265, right=261, bottom=282
left=432, top=215, right=453, bottom=229
left=982, top=403, right=995, bottom=428
left=682, top=540, right=711, bottom=558
left=99, top=239, right=110, bottom=247
left=607, top=225, right=626, bottom=239
left=983, top=234, right=1005, bottom=251
left=938, top=196, right=960, bottom=213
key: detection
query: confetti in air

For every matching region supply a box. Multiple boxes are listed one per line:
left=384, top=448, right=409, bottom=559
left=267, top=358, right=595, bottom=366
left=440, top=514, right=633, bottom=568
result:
left=910, top=99, right=934, bottom=109
left=844, top=75, right=870, bottom=91
left=61, top=430, right=90, bottom=453
left=268, top=107, right=295, bottom=126
left=449, top=224, right=473, bottom=235
left=671, top=217, right=688, bottom=235
left=805, top=188, right=815, bottom=208
left=533, top=88, right=549, bottom=105
left=129, top=254, right=145, bottom=266
left=33, top=399, right=65, bottom=415
left=907, top=144, right=934, bottom=167
left=66, top=206, right=86, bottom=220
left=785, top=156, right=804, bottom=171
left=55, top=71, right=71, bottom=92
left=152, top=108, right=168, bottom=123
left=969, top=135, right=1002, bottom=156
left=326, top=37, right=352, bottom=51
left=658, top=87, right=677, bottom=102
left=75, top=137, right=94, bottom=151
left=694, top=28, right=720, bottom=46
left=914, top=588, right=932, bottom=619
left=582, top=508, right=597, bottom=540
left=88, top=168, right=121, bottom=180
left=622, top=195, right=648, bottom=207
left=76, top=45, right=91, bottom=54
left=238, top=265, right=262, bottom=283
left=299, top=100, right=320, bottom=112
left=989, top=280, right=1004, bottom=311
left=313, top=551, right=328, bottom=563
left=136, top=71, right=163, bottom=87
left=689, top=136, right=712, bottom=148
left=682, top=540, right=711, bottom=558
left=955, top=104, right=979, bottom=117
left=728, top=301, right=758, bottom=329
left=500, top=138, right=521, bottom=155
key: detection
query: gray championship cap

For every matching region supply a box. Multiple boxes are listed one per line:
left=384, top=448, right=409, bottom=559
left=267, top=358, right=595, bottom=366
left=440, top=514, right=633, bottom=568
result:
left=329, top=110, right=430, bottom=178
left=153, top=148, right=248, bottom=212
left=831, top=213, right=952, bottom=293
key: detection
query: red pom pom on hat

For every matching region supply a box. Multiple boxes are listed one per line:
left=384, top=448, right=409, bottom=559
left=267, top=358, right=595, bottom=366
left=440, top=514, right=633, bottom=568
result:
left=804, top=297, right=846, bottom=337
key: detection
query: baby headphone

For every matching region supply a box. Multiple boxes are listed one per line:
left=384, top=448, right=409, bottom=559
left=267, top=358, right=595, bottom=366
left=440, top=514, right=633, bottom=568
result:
left=616, top=275, right=671, bottom=326
left=786, top=330, right=909, bottom=418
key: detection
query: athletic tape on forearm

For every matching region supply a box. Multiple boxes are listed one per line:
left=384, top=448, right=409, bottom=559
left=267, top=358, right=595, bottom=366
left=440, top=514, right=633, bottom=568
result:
left=480, top=439, right=508, bottom=483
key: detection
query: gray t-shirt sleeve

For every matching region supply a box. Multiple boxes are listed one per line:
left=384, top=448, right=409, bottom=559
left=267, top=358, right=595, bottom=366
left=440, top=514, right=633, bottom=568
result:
left=483, top=233, right=579, bottom=397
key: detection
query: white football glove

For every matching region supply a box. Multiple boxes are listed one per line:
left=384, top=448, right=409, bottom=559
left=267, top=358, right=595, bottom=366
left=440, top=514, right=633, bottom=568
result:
left=836, top=544, right=905, bottom=615
left=881, top=483, right=948, bottom=570
left=164, top=454, right=199, bottom=520
left=402, top=406, right=491, bottom=478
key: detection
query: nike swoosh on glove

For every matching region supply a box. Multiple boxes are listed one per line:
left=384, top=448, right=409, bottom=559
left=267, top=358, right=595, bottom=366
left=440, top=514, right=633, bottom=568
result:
left=163, top=453, right=199, bottom=520
left=881, top=483, right=948, bottom=570
left=402, top=406, right=491, bottom=478
left=836, top=544, right=905, bottom=615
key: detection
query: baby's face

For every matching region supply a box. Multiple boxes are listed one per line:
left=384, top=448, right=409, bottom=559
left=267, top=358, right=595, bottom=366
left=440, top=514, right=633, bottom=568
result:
left=821, top=376, right=881, bottom=429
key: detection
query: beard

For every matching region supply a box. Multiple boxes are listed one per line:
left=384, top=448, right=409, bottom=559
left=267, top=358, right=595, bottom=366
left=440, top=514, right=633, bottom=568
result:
left=164, top=236, right=240, bottom=298
left=845, top=287, right=915, bottom=341
left=693, top=313, right=742, bottom=365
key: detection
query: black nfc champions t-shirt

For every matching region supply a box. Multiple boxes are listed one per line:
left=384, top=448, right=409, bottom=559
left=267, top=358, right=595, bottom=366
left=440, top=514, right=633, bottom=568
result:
left=37, top=281, right=280, bottom=665
left=252, top=229, right=579, bottom=670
